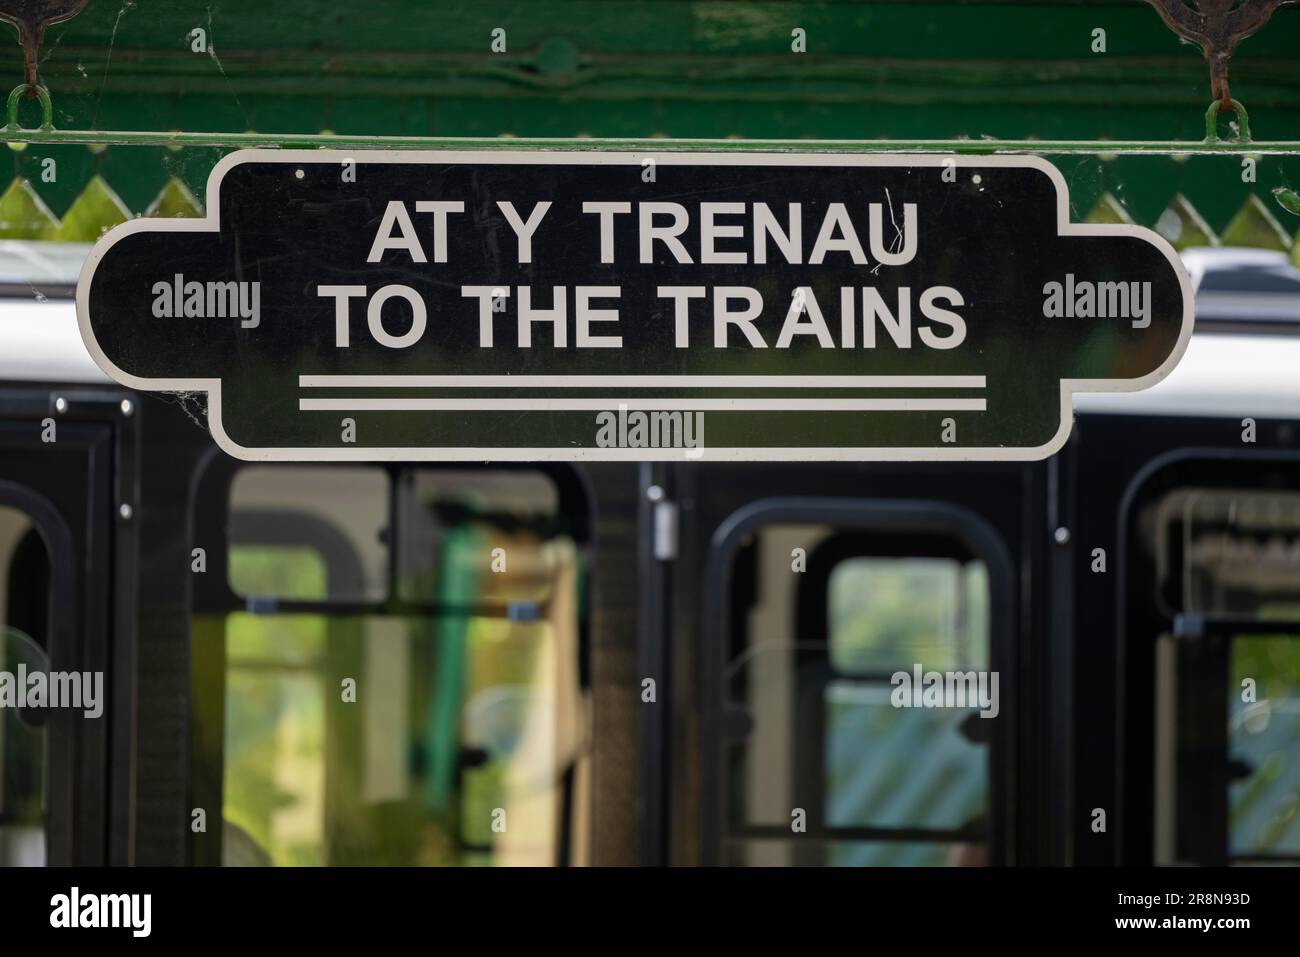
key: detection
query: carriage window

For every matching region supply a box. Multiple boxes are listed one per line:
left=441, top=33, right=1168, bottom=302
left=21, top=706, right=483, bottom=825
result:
left=829, top=557, right=988, bottom=673
left=825, top=556, right=988, bottom=858
left=228, top=466, right=388, bottom=603
left=723, top=522, right=993, bottom=867
left=396, top=470, right=559, bottom=605
left=0, top=504, right=49, bottom=867
left=1155, top=489, right=1300, bottom=619
left=1149, top=486, right=1300, bottom=865
left=192, top=466, right=589, bottom=867
left=1230, top=637, right=1300, bottom=858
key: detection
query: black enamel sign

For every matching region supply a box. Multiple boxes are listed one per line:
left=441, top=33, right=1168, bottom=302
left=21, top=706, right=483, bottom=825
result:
left=77, top=150, right=1192, bottom=461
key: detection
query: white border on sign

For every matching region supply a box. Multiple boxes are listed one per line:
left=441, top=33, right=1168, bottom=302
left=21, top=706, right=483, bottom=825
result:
left=74, top=150, right=1196, bottom=463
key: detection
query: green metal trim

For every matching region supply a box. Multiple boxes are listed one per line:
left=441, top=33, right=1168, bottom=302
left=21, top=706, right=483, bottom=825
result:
left=2, top=127, right=1300, bottom=155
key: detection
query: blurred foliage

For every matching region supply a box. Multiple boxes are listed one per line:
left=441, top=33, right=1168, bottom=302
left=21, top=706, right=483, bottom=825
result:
left=229, top=543, right=327, bottom=605
left=212, top=535, right=562, bottom=866
left=1229, top=631, right=1300, bottom=856
left=0, top=626, right=46, bottom=831
left=829, top=558, right=988, bottom=673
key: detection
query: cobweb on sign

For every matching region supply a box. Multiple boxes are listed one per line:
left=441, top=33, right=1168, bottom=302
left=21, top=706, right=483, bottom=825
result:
left=160, top=390, right=209, bottom=432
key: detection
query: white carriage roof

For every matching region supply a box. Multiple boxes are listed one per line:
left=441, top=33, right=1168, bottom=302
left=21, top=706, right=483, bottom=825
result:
left=4, top=296, right=1298, bottom=421
left=4, top=237, right=1300, bottom=420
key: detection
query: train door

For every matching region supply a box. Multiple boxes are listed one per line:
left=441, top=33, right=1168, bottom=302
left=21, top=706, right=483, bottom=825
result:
left=649, top=461, right=1052, bottom=866
left=1121, top=448, right=1300, bottom=866
left=0, top=387, right=137, bottom=865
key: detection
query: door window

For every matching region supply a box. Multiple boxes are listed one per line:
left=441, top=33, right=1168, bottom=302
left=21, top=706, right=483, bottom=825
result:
left=715, top=511, right=1003, bottom=867
left=1148, top=486, right=1300, bottom=864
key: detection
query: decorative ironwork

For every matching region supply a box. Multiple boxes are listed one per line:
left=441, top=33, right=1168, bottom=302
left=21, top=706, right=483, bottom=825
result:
left=0, top=0, right=88, bottom=94
left=1144, top=0, right=1297, bottom=107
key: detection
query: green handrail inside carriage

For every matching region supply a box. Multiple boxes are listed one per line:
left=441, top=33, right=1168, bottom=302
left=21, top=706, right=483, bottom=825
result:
left=423, top=524, right=478, bottom=816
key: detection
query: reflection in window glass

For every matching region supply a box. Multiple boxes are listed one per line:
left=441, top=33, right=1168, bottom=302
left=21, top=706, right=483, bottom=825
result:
left=824, top=683, right=985, bottom=830
left=0, top=505, right=49, bottom=867
left=1230, top=636, right=1300, bottom=857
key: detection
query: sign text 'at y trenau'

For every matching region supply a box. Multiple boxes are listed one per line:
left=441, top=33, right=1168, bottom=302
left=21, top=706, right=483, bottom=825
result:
left=77, top=151, right=1193, bottom=461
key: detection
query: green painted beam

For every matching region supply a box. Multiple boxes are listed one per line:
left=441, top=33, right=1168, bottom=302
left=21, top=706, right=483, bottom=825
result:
left=18, top=52, right=1300, bottom=107
left=2, top=0, right=1298, bottom=231
left=0, top=2, right=1297, bottom=138
left=9, top=0, right=1287, bottom=59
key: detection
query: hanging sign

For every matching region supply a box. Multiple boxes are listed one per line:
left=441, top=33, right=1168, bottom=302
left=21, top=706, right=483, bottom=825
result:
left=77, top=150, right=1192, bottom=461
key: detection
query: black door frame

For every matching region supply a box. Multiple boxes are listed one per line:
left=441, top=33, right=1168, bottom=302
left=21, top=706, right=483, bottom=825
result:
left=698, top=496, right=1017, bottom=866
left=0, top=385, right=138, bottom=865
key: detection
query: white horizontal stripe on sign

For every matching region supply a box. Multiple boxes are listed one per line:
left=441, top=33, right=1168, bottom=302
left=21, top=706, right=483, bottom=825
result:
left=298, top=375, right=986, bottom=389
left=299, top=397, right=987, bottom=412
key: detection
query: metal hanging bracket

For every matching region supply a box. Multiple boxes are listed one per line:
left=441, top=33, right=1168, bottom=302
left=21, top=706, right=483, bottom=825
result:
left=1143, top=0, right=1297, bottom=127
left=1205, top=98, right=1250, bottom=144
left=4, top=80, right=51, bottom=130
left=0, top=0, right=89, bottom=95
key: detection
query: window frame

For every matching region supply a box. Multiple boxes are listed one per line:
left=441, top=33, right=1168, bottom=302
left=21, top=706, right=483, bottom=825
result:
left=0, top=482, right=77, bottom=864
left=186, top=454, right=593, bottom=866
left=1120, top=449, right=1300, bottom=866
left=795, top=533, right=992, bottom=853
left=701, top=496, right=1015, bottom=866
left=0, top=387, right=136, bottom=866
